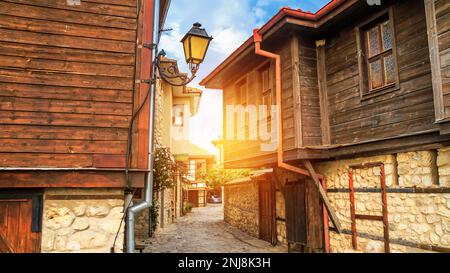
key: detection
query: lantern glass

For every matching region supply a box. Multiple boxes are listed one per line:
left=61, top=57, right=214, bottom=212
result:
left=181, top=23, right=212, bottom=66
left=183, top=36, right=211, bottom=65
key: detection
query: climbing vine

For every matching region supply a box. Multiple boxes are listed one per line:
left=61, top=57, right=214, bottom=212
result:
left=149, top=147, right=177, bottom=235
left=153, top=147, right=177, bottom=192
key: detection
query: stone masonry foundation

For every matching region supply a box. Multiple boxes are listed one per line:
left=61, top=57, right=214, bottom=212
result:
left=316, top=148, right=450, bottom=253
left=41, top=188, right=125, bottom=253
left=223, top=179, right=259, bottom=238
left=223, top=147, right=450, bottom=253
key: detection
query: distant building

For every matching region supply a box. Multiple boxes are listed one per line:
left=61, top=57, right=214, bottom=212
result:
left=183, top=143, right=216, bottom=208
left=135, top=57, right=204, bottom=235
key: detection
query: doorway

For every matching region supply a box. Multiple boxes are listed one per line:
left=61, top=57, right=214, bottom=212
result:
left=0, top=193, right=42, bottom=253
left=258, top=177, right=276, bottom=245
left=285, top=179, right=324, bottom=252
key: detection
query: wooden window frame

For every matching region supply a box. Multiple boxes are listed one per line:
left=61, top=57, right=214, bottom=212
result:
left=356, top=7, right=400, bottom=100
left=235, top=76, right=249, bottom=139
left=236, top=77, right=248, bottom=106
left=257, top=61, right=274, bottom=131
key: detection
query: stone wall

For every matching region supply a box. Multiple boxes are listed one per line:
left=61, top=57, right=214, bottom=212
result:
left=135, top=79, right=170, bottom=239
left=135, top=188, right=175, bottom=238
left=316, top=148, right=450, bottom=253
left=275, top=191, right=287, bottom=244
left=438, top=147, right=450, bottom=187
left=154, top=79, right=164, bottom=147
left=41, top=189, right=125, bottom=253
left=135, top=207, right=150, bottom=238
left=158, top=188, right=175, bottom=229
left=223, top=180, right=259, bottom=237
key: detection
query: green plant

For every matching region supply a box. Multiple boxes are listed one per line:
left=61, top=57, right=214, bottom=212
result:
left=153, top=147, right=177, bottom=192
left=184, top=201, right=193, bottom=214
left=149, top=203, right=159, bottom=236
left=149, top=147, right=177, bottom=235
left=201, top=166, right=251, bottom=189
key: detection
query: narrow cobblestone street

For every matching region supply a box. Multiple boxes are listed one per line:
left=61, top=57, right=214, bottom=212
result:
left=142, top=205, right=287, bottom=253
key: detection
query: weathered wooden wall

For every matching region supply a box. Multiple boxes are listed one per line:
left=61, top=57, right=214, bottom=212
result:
left=0, top=0, right=139, bottom=168
left=435, top=0, right=450, bottom=119
left=218, top=0, right=448, bottom=168
left=325, top=0, right=439, bottom=145
left=222, top=38, right=297, bottom=166
left=296, top=36, right=322, bottom=147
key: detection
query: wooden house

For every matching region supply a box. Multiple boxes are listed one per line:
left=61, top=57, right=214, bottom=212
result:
left=183, top=143, right=216, bottom=208
left=0, top=0, right=170, bottom=253
left=201, top=0, right=450, bottom=253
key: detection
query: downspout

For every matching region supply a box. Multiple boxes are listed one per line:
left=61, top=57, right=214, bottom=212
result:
left=253, top=29, right=342, bottom=233
left=253, top=29, right=311, bottom=177
left=126, top=0, right=160, bottom=253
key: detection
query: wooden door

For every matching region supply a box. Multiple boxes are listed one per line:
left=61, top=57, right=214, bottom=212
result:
left=188, top=191, right=199, bottom=207
left=259, top=179, right=276, bottom=244
left=285, top=182, right=307, bottom=246
left=0, top=199, right=41, bottom=253
left=285, top=180, right=324, bottom=252
left=305, top=179, right=324, bottom=251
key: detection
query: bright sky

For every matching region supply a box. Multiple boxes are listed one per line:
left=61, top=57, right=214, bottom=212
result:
left=159, top=0, right=331, bottom=154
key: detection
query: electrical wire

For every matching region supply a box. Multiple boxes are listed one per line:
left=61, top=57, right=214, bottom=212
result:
left=111, top=189, right=136, bottom=253
left=111, top=0, right=147, bottom=252
left=125, top=0, right=145, bottom=187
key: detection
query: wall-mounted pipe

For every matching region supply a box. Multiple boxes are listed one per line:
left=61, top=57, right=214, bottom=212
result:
left=126, top=0, right=160, bottom=253
left=253, top=30, right=313, bottom=178
left=253, top=29, right=342, bottom=234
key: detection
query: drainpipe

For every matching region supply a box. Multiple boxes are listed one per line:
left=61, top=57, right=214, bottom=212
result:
left=253, top=29, right=311, bottom=177
left=126, top=0, right=160, bottom=253
left=253, top=29, right=342, bottom=233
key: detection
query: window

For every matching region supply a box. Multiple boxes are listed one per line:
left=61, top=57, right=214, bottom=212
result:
left=260, top=65, right=273, bottom=129
left=196, top=160, right=206, bottom=176
left=235, top=79, right=248, bottom=138
left=188, top=160, right=196, bottom=181
left=238, top=80, right=247, bottom=106
left=173, top=104, right=184, bottom=127
left=357, top=9, right=398, bottom=99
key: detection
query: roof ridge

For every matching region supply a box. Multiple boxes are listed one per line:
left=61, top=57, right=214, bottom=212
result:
left=200, top=0, right=351, bottom=87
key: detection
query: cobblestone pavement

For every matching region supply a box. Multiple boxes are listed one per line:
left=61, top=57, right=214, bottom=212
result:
left=142, top=204, right=287, bottom=253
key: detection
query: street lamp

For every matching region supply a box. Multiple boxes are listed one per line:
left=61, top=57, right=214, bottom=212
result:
left=156, top=22, right=213, bottom=86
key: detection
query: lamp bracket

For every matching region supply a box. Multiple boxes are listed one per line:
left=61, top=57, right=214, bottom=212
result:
left=136, top=79, right=155, bottom=84
left=155, top=50, right=198, bottom=87
left=159, top=28, right=173, bottom=33
left=143, top=43, right=156, bottom=49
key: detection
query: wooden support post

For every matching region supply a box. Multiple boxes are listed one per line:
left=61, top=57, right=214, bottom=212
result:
left=302, top=160, right=342, bottom=233
left=321, top=177, right=330, bottom=253
left=380, top=165, right=391, bottom=253
left=348, top=169, right=357, bottom=250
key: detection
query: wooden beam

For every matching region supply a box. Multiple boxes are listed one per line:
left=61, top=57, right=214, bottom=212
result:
left=0, top=171, right=145, bottom=188
left=424, top=0, right=445, bottom=121
left=302, top=160, right=342, bottom=233
left=291, top=33, right=303, bottom=148
left=355, top=214, right=383, bottom=221
left=316, top=40, right=331, bottom=146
